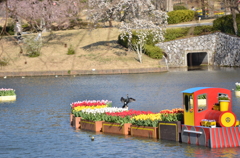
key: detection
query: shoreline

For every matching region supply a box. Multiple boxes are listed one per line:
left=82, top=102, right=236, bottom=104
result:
left=0, top=67, right=168, bottom=77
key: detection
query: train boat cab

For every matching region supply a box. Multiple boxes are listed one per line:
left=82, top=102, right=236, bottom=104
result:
left=181, top=87, right=240, bottom=148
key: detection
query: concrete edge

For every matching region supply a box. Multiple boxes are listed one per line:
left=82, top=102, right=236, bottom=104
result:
left=0, top=67, right=168, bottom=77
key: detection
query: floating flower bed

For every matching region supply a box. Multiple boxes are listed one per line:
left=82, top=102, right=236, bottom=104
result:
left=70, top=100, right=185, bottom=140
left=70, top=100, right=112, bottom=129
left=158, top=108, right=184, bottom=141
left=0, top=88, right=16, bottom=102
left=235, top=82, right=240, bottom=97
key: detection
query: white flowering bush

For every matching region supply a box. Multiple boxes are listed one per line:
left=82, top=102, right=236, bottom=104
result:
left=87, top=0, right=168, bottom=63
left=235, top=82, right=240, bottom=91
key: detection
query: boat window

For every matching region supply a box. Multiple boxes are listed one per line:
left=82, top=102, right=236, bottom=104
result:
left=184, top=95, right=189, bottom=112
left=184, top=94, right=193, bottom=112
left=197, top=94, right=207, bottom=112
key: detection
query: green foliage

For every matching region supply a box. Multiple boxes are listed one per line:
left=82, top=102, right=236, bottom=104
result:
left=213, top=14, right=240, bottom=36
left=0, top=24, right=15, bottom=35
left=161, top=113, right=183, bottom=122
left=24, top=36, right=42, bottom=57
left=144, top=44, right=163, bottom=59
left=67, top=45, right=75, bottom=55
left=118, top=35, right=128, bottom=48
left=167, top=10, right=195, bottom=24
left=0, top=57, right=9, bottom=66
left=22, top=23, right=32, bottom=32
left=104, top=115, right=132, bottom=125
left=73, top=111, right=132, bottom=126
left=0, top=89, right=16, bottom=96
left=173, top=5, right=187, bottom=10
left=218, top=95, right=230, bottom=100
left=164, top=28, right=190, bottom=42
left=131, top=119, right=160, bottom=127
left=193, top=25, right=214, bottom=35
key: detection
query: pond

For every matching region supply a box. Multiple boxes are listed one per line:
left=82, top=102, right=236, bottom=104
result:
left=1, top=67, right=240, bottom=157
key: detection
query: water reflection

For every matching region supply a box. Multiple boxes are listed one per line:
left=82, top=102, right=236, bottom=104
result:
left=0, top=67, right=240, bottom=157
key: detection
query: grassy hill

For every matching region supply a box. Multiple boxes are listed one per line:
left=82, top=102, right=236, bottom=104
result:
left=0, top=28, right=162, bottom=72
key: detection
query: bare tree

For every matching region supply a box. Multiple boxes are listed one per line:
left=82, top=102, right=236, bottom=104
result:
left=223, top=0, right=240, bottom=35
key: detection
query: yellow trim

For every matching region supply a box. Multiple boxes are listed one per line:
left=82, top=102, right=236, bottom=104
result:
left=131, top=126, right=154, bottom=131
left=160, top=123, right=176, bottom=126
left=81, top=120, right=95, bottom=124
left=102, top=123, right=126, bottom=134
left=184, top=93, right=194, bottom=126
left=159, top=122, right=178, bottom=140
left=103, top=123, right=121, bottom=127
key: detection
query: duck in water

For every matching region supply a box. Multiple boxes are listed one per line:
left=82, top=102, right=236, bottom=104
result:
left=121, top=94, right=136, bottom=108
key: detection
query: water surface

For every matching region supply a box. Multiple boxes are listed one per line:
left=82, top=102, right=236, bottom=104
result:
left=1, top=67, right=240, bottom=157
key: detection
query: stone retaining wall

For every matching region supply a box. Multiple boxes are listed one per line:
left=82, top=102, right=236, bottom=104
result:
left=156, top=32, right=240, bottom=67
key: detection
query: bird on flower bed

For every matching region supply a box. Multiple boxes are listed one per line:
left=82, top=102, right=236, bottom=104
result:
left=121, top=94, right=136, bottom=108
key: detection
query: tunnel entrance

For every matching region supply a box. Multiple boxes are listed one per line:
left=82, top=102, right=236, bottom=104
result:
left=187, top=52, right=208, bottom=66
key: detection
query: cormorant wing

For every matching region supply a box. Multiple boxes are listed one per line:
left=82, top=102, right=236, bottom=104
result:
left=128, top=98, right=136, bottom=103
left=120, top=97, right=126, bottom=103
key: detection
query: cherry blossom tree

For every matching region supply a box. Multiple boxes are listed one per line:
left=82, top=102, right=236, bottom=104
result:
left=0, top=0, right=83, bottom=34
left=87, top=0, right=168, bottom=63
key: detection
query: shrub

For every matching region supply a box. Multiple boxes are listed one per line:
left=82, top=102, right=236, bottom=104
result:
left=118, top=31, right=160, bottom=48
left=168, top=10, right=196, bottom=24
left=164, top=28, right=190, bottom=41
left=144, top=44, right=163, bottom=59
left=0, top=24, right=15, bottom=35
left=213, top=14, right=240, bottom=36
left=67, top=45, right=75, bottom=55
left=173, top=5, right=187, bottom=10
left=118, top=34, right=128, bottom=48
left=24, top=36, right=42, bottom=57
left=193, top=25, right=214, bottom=35
left=0, top=57, right=9, bottom=66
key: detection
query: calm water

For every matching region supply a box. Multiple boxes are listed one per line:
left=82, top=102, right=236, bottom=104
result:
left=1, top=67, right=240, bottom=158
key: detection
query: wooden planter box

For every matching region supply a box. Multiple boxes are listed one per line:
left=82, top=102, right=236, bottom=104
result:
left=130, top=125, right=158, bottom=139
left=81, top=119, right=104, bottom=132
left=158, top=121, right=182, bottom=142
left=72, top=116, right=81, bottom=130
left=0, top=95, right=16, bottom=102
left=102, top=122, right=131, bottom=135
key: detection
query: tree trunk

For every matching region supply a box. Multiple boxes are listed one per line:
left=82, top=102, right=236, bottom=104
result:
left=231, top=8, right=238, bottom=35
left=201, top=0, right=206, bottom=18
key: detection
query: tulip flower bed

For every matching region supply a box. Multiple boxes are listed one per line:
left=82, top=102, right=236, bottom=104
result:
left=71, top=100, right=112, bottom=117
left=160, top=108, right=184, bottom=122
left=0, top=88, right=16, bottom=101
left=70, top=100, right=185, bottom=140
left=79, top=109, right=154, bottom=125
left=71, top=100, right=112, bottom=108
left=131, top=113, right=162, bottom=127
left=0, top=88, right=16, bottom=96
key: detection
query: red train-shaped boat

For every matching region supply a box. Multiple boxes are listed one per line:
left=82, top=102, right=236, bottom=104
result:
left=181, top=87, right=240, bottom=148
